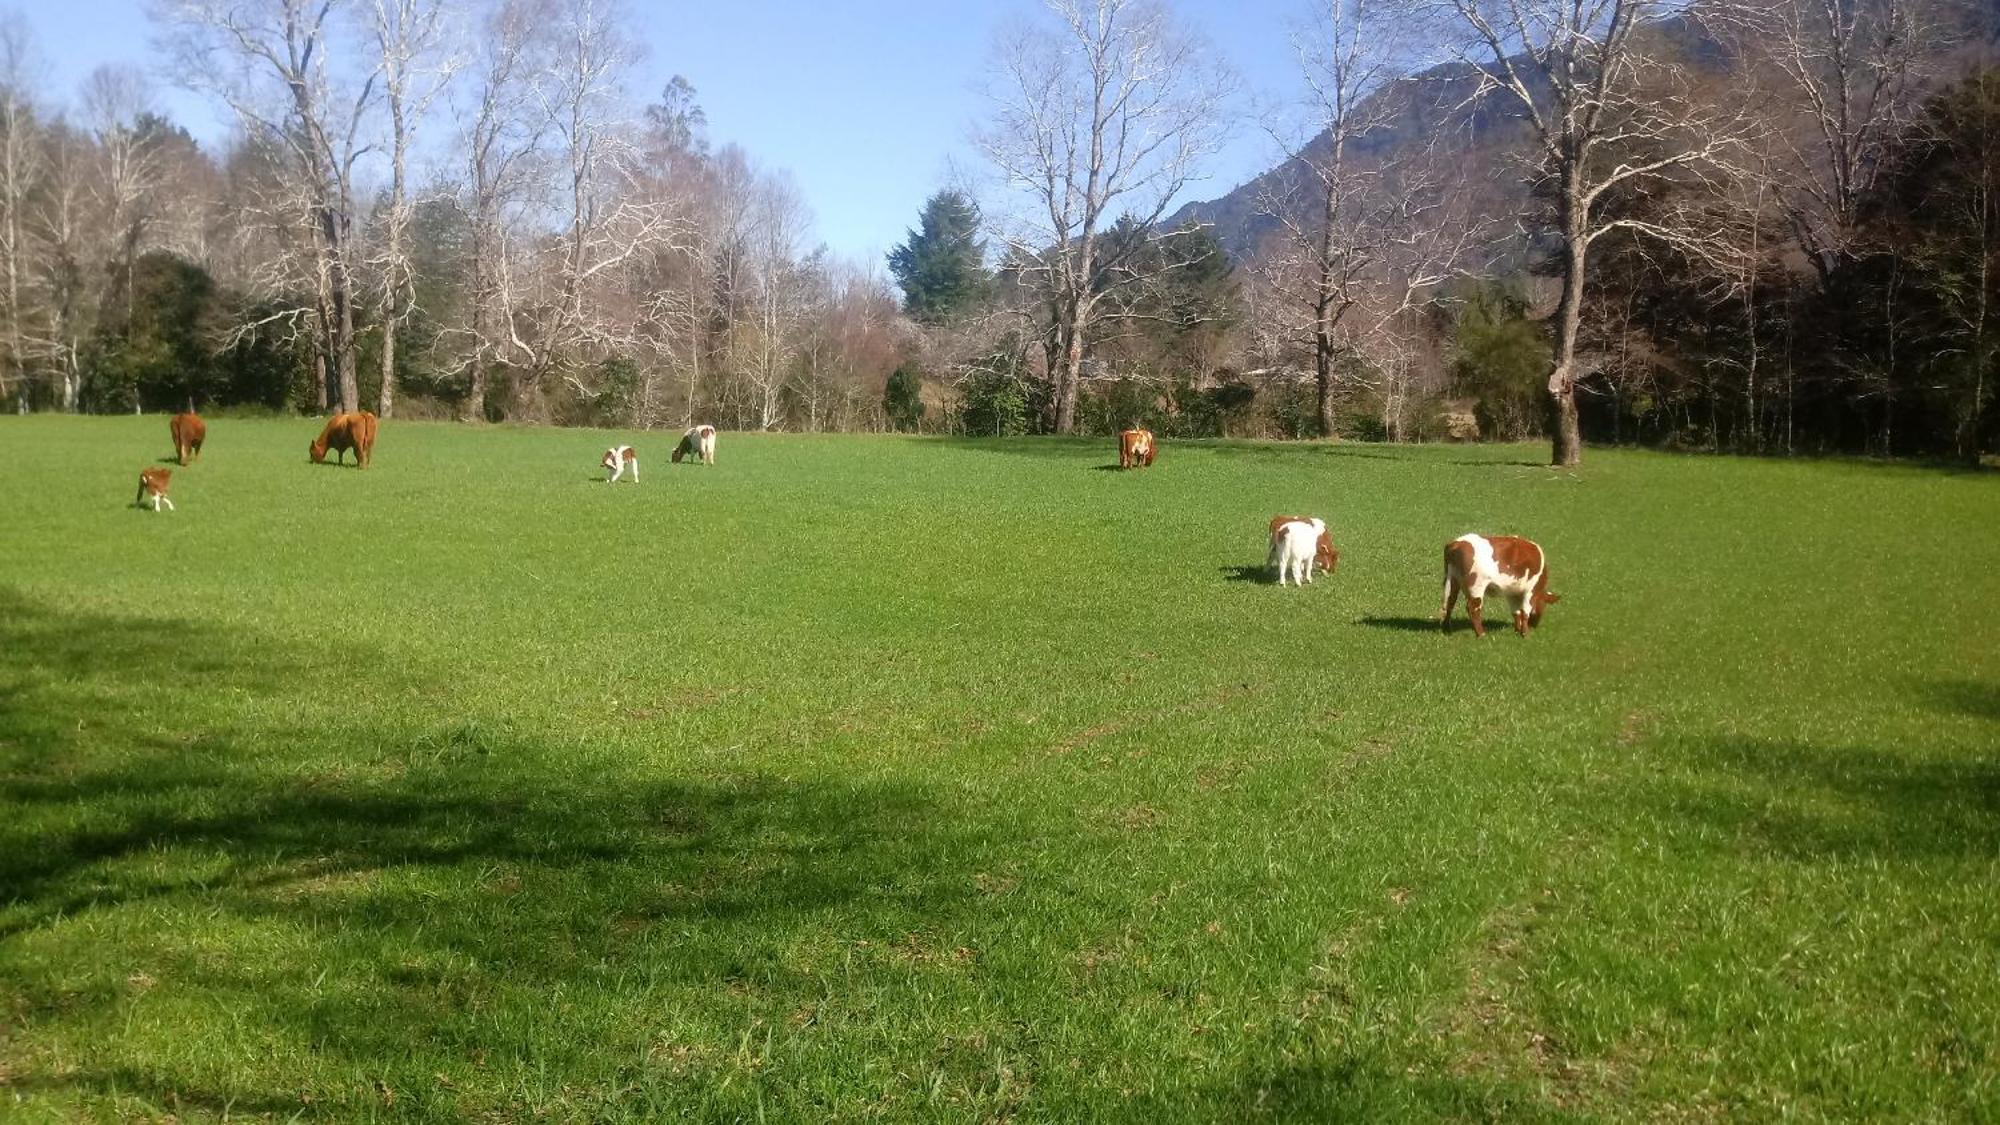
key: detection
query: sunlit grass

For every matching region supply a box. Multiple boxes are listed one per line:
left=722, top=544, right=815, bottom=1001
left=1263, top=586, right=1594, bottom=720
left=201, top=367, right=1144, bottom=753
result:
left=2, top=415, right=1996, bottom=1120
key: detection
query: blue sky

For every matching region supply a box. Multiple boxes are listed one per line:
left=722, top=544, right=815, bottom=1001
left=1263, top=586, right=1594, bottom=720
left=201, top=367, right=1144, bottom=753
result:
left=24, top=0, right=1307, bottom=265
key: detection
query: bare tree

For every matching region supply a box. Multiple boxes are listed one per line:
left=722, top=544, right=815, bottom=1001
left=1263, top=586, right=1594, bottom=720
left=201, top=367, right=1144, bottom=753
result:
left=1431, top=0, right=1751, bottom=465
left=368, top=0, right=459, bottom=419
left=456, top=0, right=548, bottom=420
left=83, top=64, right=164, bottom=338
left=158, top=0, right=380, bottom=413
left=1258, top=0, right=1481, bottom=437
left=0, top=14, right=44, bottom=410
left=976, top=0, right=1233, bottom=433
left=1709, top=0, right=1954, bottom=287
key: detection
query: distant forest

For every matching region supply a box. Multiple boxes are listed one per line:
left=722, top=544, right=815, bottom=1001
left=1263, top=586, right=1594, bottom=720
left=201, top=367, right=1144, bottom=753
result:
left=1, top=0, right=1997, bottom=465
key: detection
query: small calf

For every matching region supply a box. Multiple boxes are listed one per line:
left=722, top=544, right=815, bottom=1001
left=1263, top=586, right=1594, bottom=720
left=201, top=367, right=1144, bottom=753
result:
left=169, top=411, right=206, bottom=466
left=672, top=424, right=717, bottom=465
left=1118, top=428, right=1156, bottom=469
left=136, top=467, right=174, bottom=511
left=1441, top=533, right=1560, bottom=637
left=1268, top=516, right=1336, bottom=586
left=602, top=444, right=639, bottom=483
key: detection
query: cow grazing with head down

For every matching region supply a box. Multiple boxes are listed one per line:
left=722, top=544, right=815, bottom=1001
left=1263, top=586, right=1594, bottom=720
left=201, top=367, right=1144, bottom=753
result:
left=602, top=445, right=639, bottom=483
left=136, top=467, right=174, bottom=511
left=1441, top=533, right=1560, bottom=637
left=1118, top=428, right=1156, bottom=469
left=672, top=424, right=717, bottom=465
left=309, top=411, right=378, bottom=468
left=169, top=411, right=206, bottom=466
left=1268, top=515, right=1338, bottom=585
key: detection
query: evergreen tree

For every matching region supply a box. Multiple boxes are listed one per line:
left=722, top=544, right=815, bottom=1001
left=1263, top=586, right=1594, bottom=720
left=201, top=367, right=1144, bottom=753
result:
left=883, top=363, right=924, bottom=431
left=887, top=190, right=990, bottom=324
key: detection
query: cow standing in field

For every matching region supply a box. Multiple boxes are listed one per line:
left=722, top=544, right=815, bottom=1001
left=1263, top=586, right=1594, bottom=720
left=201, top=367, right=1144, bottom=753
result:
left=1118, top=428, right=1156, bottom=469
left=136, top=467, right=174, bottom=511
left=1268, top=515, right=1338, bottom=585
left=1441, top=533, right=1561, bottom=637
left=169, top=411, right=205, bottom=466
left=672, top=424, right=717, bottom=465
left=310, top=411, right=378, bottom=468
left=603, top=445, right=639, bottom=483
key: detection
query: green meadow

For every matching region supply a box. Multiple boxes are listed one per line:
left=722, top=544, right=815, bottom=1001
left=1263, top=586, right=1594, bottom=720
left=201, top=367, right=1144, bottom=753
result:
left=1, top=415, right=1996, bottom=1121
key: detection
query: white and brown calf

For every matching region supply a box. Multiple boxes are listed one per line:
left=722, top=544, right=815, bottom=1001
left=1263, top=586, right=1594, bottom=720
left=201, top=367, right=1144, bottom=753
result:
left=136, top=467, right=174, bottom=511
left=1441, top=533, right=1560, bottom=637
left=602, top=445, right=639, bottom=484
left=672, top=425, right=716, bottom=465
left=1268, top=515, right=1338, bottom=586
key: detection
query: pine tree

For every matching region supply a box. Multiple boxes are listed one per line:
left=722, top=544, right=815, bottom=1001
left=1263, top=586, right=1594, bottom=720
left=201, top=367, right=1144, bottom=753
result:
left=887, top=190, right=990, bottom=324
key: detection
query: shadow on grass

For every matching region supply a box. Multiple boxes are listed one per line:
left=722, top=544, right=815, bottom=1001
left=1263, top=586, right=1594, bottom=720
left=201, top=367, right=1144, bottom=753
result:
left=1219, top=565, right=1275, bottom=584
left=1632, top=735, right=2000, bottom=862
left=0, top=588, right=978, bottom=1115
left=1916, top=678, right=2000, bottom=722
left=1356, top=616, right=1441, bottom=633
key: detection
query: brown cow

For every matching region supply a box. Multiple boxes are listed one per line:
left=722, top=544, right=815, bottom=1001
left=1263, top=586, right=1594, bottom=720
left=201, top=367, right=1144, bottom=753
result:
left=1268, top=514, right=1338, bottom=582
left=169, top=411, right=206, bottom=466
left=1441, top=533, right=1561, bottom=637
left=309, top=411, right=378, bottom=468
left=136, top=467, right=174, bottom=511
left=1118, top=428, right=1156, bottom=469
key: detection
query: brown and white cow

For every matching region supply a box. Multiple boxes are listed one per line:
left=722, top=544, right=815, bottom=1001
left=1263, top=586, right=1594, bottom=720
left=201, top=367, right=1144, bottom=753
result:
left=1268, top=514, right=1339, bottom=585
left=136, top=466, right=174, bottom=511
left=310, top=411, right=378, bottom=468
left=602, top=444, right=639, bottom=483
left=1118, top=428, right=1156, bottom=469
left=1441, top=533, right=1560, bottom=637
left=672, top=424, right=717, bottom=465
left=169, top=411, right=206, bottom=466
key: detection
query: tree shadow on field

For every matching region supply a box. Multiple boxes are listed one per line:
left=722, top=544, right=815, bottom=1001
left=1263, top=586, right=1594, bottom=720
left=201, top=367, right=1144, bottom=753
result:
left=0, top=588, right=977, bottom=1114
left=1629, top=734, right=2000, bottom=862
left=1917, top=678, right=2000, bottom=723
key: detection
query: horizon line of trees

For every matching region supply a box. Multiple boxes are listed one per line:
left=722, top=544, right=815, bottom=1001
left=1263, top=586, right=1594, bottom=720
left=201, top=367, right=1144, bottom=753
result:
left=0, top=0, right=1995, bottom=466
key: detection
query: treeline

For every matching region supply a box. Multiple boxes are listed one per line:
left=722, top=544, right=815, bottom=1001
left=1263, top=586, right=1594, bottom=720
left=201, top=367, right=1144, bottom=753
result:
left=1, top=0, right=1996, bottom=465
left=0, top=3, right=903, bottom=430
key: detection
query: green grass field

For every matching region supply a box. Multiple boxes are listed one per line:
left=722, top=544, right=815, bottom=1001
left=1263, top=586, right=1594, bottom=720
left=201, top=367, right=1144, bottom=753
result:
left=2, top=415, right=1996, bottom=1121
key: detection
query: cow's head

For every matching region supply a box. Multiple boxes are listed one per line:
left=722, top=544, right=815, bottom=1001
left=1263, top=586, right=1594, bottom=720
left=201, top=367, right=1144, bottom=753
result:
left=1529, top=572, right=1560, bottom=626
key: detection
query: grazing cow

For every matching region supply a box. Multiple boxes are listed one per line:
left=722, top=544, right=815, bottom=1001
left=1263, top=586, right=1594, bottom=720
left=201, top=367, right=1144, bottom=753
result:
left=602, top=444, right=639, bottom=484
left=1268, top=514, right=1338, bottom=584
left=309, top=411, right=378, bottom=468
left=672, top=424, right=717, bottom=465
left=1118, top=428, right=1156, bottom=469
left=169, top=411, right=206, bottom=466
left=1441, top=533, right=1561, bottom=637
left=136, top=467, right=174, bottom=511
left=1268, top=516, right=1338, bottom=586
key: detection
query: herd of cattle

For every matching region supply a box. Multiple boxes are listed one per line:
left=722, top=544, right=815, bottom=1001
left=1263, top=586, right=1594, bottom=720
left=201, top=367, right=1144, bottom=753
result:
left=132, top=416, right=1558, bottom=638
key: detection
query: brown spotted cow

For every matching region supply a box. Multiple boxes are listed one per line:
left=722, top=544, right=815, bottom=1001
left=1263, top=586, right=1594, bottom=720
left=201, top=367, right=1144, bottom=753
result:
left=1118, top=428, right=1156, bottom=469
left=1268, top=515, right=1338, bottom=585
left=169, top=411, right=206, bottom=466
left=310, top=411, right=378, bottom=468
left=136, top=467, right=174, bottom=511
left=1441, top=533, right=1560, bottom=637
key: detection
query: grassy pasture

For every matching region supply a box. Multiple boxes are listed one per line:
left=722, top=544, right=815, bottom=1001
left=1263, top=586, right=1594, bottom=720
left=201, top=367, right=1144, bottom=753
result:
left=1, top=415, right=1997, bottom=1122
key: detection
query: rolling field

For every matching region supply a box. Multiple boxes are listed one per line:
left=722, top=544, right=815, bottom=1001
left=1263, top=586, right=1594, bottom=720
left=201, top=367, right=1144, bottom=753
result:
left=2, top=414, right=1997, bottom=1121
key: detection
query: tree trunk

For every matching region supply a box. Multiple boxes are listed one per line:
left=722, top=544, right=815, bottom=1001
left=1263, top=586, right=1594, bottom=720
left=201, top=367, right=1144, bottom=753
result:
left=1548, top=191, right=1589, bottom=468
left=1056, top=320, right=1083, bottom=434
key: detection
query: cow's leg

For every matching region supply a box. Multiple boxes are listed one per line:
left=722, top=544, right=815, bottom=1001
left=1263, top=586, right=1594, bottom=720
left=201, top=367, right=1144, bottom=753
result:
left=632, top=459, right=640, bottom=483
left=1466, top=593, right=1486, bottom=637
left=1512, top=594, right=1529, bottom=636
left=161, top=495, right=173, bottom=511
left=1441, top=576, right=1460, bottom=631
